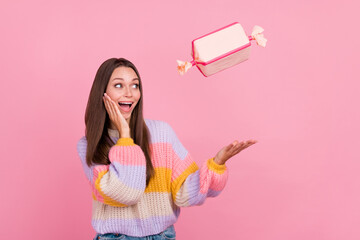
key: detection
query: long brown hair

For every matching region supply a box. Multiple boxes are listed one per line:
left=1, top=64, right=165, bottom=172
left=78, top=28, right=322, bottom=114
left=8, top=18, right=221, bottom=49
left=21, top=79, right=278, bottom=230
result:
left=84, top=58, right=154, bottom=186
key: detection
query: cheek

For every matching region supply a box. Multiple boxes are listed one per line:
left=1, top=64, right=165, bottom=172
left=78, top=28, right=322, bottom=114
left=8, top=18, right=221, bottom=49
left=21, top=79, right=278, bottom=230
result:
left=134, top=91, right=141, bottom=101
left=106, top=89, right=121, bottom=99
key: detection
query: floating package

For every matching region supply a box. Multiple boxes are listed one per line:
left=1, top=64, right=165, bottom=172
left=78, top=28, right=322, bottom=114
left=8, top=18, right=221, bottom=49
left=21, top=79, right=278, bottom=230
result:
left=177, top=22, right=267, bottom=77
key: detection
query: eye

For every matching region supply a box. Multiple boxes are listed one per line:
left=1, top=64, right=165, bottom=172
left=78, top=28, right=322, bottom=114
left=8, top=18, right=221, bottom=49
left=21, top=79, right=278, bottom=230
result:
left=115, top=83, right=122, bottom=88
left=132, top=84, right=139, bottom=89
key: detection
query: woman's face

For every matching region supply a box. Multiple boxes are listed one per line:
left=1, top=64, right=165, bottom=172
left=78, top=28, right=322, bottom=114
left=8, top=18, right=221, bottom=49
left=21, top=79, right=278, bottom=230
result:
left=105, top=66, right=141, bottom=123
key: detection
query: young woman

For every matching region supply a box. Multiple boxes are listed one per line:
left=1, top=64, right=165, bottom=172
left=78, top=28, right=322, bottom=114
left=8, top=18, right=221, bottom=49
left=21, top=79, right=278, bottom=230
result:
left=77, top=58, right=257, bottom=240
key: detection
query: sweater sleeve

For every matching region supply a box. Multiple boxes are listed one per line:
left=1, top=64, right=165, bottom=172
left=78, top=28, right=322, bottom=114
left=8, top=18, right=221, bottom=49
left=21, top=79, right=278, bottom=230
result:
left=165, top=123, right=229, bottom=207
left=76, top=137, right=146, bottom=207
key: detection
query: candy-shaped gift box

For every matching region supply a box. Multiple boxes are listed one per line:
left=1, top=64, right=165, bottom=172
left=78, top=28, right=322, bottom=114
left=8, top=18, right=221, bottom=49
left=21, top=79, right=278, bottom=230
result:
left=177, top=22, right=267, bottom=77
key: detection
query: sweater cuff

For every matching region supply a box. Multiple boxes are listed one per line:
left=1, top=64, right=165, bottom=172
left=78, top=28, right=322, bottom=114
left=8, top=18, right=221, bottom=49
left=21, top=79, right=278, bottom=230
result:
left=207, top=157, right=227, bottom=174
left=115, top=138, right=135, bottom=146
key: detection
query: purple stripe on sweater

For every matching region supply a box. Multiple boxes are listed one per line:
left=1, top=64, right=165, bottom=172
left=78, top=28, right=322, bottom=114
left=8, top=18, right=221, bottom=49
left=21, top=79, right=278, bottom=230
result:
left=92, top=214, right=179, bottom=237
left=145, top=119, right=188, bottom=160
left=77, top=136, right=93, bottom=182
left=207, top=188, right=221, bottom=197
left=109, top=162, right=146, bottom=190
left=178, top=170, right=223, bottom=206
left=183, top=171, right=206, bottom=206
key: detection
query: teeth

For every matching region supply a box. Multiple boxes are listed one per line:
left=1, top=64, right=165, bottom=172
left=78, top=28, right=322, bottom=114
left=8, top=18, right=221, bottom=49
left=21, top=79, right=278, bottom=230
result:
left=119, top=102, right=132, bottom=105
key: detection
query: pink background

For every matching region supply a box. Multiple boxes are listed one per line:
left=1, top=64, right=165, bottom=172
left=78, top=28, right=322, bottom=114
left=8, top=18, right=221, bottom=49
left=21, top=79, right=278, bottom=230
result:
left=1, top=0, right=359, bottom=239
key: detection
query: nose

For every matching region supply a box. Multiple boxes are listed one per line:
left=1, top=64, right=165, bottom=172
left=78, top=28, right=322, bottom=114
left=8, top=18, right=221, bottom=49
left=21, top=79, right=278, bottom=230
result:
left=124, top=86, right=133, bottom=97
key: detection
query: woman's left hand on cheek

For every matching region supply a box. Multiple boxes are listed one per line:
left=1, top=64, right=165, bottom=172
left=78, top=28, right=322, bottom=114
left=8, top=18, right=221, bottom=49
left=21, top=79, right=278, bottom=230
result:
left=214, top=139, right=258, bottom=165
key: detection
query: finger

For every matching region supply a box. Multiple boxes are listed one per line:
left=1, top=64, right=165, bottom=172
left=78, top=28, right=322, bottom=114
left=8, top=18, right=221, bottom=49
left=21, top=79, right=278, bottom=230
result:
left=224, top=141, right=241, bottom=157
left=106, top=94, right=117, bottom=116
left=113, top=101, right=124, bottom=120
left=225, top=143, right=234, bottom=152
left=232, top=141, right=245, bottom=150
left=103, top=96, right=110, bottom=113
left=102, top=96, right=107, bottom=108
left=226, top=140, right=238, bottom=151
left=104, top=92, right=114, bottom=104
left=231, top=142, right=247, bottom=155
left=108, top=96, right=118, bottom=113
left=232, top=147, right=242, bottom=156
left=108, top=95, right=125, bottom=122
left=105, top=95, right=116, bottom=120
left=105, top=93, right=128, bottom=128
left=233, top=140, right=257, bottom=155
left=242, top=140, right=257, bottom=149
left=228, top=140, right=240, bottom=151
left=105, top=94, right=121, bottom=116
left=229, top=140, right=249, bottom=154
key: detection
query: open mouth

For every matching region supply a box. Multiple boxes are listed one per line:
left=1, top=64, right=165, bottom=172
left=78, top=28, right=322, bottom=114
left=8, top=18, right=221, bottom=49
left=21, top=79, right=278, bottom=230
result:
left=118, top=102, right=133, bottom=111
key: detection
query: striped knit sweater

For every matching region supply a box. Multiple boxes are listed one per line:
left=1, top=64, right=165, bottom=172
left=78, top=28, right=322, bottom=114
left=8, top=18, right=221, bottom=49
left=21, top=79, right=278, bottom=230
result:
left=76, top=119, right=228, bottom=237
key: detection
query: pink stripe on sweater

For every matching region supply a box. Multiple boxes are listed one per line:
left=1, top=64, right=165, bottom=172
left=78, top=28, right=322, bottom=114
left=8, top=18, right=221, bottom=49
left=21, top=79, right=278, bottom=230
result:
left=209, top=170, right=228, bottom=191
left=171, top=153, right=194, bottom=181
left=92, top=165, right=109, bottom=202
left=199, top=163, right=229, bottom=193
left=109, top=145, right=146, bottom=166
left=150, top=143, right=174, bottom=168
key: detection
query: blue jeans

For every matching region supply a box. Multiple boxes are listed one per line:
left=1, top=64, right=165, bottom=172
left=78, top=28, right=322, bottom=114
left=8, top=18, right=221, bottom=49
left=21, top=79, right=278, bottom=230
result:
left=93, top=225, right=176, bottom=240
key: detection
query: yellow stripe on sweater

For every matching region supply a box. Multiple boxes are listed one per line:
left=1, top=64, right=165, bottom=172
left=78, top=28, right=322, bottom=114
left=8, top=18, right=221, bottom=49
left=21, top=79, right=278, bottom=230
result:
left=115, top=138, right=135, bottom=146
left=145, top=167, right=172, bottom=193
left=94, top=170, right=128, bottom=207
left=93, top=164, right=206, bottom=205
left=171, top=162, right=199, bottom=202
left=207, top=157, right=227, bottom=174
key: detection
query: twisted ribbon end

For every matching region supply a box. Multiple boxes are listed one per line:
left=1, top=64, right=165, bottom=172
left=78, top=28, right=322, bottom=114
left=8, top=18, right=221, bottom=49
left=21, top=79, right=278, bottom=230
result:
left=176, top=60, right=192, bottom=75
left=251, top=25, right=267, bottom=48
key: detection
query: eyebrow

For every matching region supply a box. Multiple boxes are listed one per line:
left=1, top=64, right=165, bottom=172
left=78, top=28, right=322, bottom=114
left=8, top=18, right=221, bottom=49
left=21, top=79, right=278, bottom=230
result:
left=112, top=78, right=139, bottom=82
